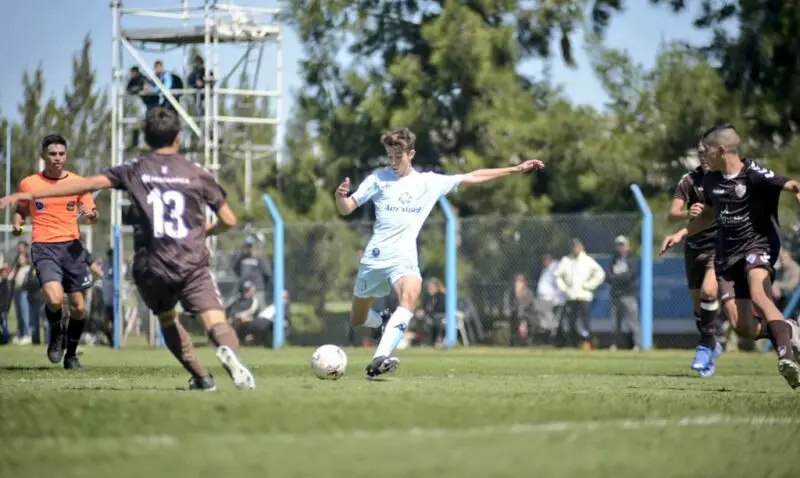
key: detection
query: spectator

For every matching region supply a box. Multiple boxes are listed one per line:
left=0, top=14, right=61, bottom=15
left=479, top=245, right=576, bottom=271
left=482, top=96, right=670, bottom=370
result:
left=187, top=55, right=212, bottom=116
left=421, top=278, right=446, bottom=346
left=126, top=66, right=155, bottom=149
left=26, top=267, right=46, bottom=345
left=504, top=273, right=536, bottom=345
left=233, top=236, right=272, bottom=304
left=150, top=60, right=183, bottom=110
left=773, top=248, right=800, bottom=313
left=257, top=289, right=293, bottom=347
left=607, top=235, right=640, bottom=350
left=555, top=238, right=605, bottom=350
left=227, top=280, right=262, bottom=345
left=11, top=252, right=33, bottom=345
left=0, top=266, right=12, bottom=344
left=535, top=253, right=563, bottom=342
left=14, top=240, right=28, bottom=266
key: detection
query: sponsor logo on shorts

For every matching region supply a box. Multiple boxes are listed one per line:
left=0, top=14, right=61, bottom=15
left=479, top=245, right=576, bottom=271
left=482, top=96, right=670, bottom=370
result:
left=371, top=248, right=380, bottom=257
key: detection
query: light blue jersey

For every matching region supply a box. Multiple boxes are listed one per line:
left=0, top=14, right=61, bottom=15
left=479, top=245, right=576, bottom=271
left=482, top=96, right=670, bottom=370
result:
left=349, top=168, right=462, bottom=297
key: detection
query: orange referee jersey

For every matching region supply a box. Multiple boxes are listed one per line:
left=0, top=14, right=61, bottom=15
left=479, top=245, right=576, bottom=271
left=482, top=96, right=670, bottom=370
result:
left=18, top=172, right=96, bottom=244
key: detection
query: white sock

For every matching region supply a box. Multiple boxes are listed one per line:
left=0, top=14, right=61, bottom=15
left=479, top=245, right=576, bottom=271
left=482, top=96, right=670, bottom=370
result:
left=373, top=307, right=412, bottom=359
left=363, top=309, right=383, bottom=328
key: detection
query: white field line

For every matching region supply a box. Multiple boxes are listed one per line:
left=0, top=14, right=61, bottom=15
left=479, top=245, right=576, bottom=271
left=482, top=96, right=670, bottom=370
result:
left=16, top=415, right=800, bottom=447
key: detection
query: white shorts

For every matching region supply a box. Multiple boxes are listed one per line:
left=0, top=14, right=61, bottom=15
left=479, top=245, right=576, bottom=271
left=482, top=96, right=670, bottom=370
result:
left=352, top=263, right=421, bottom=298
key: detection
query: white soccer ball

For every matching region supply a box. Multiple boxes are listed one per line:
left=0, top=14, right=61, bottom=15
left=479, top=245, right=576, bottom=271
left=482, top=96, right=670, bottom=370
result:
left=311, top=345, right=348, bottom=380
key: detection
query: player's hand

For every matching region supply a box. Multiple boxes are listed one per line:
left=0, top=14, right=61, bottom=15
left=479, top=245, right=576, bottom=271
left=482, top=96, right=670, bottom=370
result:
left=79, top=206, right=97, bottom=219
left=688, top=203, right=704, bottom=218
left=514, top=159, right=545, bottom=173
left=336, top=178, right=351, bottom=198
left=11, top=225, right=23, bottom=237
left=660, top=232, right=684, bottom=256
left=0, top=193, right=26, bottom=210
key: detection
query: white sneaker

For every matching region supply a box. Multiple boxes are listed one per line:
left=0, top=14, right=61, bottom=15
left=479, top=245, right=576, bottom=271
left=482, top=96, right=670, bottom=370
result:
left=778, top=359, right=800, bottom=389
left=215, top=346, right=256, bottom=390
left=18, top=335, right=32, bottom=345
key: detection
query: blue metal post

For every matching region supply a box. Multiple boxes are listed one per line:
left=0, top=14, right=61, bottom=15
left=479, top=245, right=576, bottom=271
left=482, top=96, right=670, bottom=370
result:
left=262, top=194, right=285, bottom=349
left=630, top=184, right=653, bottom=350
left=438, top=197, right=458, bottom=349
left=113, top=224, right=122, bottom=350
left=4, top=124, right=11, bottom=251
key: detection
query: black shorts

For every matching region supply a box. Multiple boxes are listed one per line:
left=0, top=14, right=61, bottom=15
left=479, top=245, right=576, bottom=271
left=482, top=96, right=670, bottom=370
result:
left=717, top=248, right=778, bottom=301
left=684, top=247, right=714, bottom=290
left=30, top=240, right=93, bottom=294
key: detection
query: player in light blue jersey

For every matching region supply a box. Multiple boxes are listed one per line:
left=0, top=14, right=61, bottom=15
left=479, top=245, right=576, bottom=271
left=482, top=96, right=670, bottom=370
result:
left=335, top=127, right=544, bottom=378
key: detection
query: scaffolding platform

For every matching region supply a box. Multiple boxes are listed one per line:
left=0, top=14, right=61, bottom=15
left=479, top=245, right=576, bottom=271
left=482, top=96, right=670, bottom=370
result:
left=123, top=24, right=279, bottom=44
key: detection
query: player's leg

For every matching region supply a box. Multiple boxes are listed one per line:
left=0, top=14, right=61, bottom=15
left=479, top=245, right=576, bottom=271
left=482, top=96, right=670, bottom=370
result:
left=184, top=267, right=255, bottom=390
left=351, top=264, right=393, bottom=329
left=158, top=309, right=216, bottom=391
left=31, top=244, right=69, bottom=363
left=691, top=266, right=723, bottom=375
left=366, top=269, right=421, bottom=378
left=58, top=242, right=97, bottom=369
left=134, top=275, right=215, bottom=390
left=746, top=267, right=800, bottom=388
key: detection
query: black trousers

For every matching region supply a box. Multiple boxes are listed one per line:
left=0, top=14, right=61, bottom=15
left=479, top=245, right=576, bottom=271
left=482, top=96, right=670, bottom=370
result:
left=557, top=300, right=592, bottom=347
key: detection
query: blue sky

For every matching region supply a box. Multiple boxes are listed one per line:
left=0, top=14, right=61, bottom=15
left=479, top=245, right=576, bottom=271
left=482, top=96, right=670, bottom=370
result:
left=0, top=0, right=712, bottom=146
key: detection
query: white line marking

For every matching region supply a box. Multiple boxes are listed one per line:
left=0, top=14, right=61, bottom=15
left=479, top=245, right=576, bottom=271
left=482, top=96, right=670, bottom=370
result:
left=13, top=415, right=800, bottom=447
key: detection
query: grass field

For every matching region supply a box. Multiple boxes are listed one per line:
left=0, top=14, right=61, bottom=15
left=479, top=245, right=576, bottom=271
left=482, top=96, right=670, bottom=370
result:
left=1, top=346, right=799, bottom=478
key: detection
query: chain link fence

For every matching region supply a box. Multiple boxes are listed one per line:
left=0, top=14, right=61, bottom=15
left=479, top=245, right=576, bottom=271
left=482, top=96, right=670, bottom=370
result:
left=251, top=213, right=699, bottom=349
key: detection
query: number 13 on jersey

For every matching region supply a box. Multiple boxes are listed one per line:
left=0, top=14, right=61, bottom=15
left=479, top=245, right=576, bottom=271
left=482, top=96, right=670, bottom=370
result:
left=147, top=189, right=189, bottom=239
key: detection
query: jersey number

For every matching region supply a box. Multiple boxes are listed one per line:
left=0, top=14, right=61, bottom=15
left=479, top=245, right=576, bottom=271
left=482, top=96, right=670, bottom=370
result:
left=147, top=189, right=189, bottom=239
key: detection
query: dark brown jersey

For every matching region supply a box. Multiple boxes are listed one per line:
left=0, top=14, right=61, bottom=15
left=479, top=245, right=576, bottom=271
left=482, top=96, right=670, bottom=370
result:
left=673, top=166, right=717, bottom=253
left=102, top=154, right=227, bottom=284
left=701, top=159, right=787, bottom=271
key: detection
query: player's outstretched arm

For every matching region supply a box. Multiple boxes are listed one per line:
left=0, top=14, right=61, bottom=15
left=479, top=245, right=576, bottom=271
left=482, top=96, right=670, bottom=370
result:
left=335, top=177, right=358, bottom=216
left=0, top=175, right=113, bottom=210
left=206, top=202, right=238, bottom=236
left=459, top=159, right=544, bottom=187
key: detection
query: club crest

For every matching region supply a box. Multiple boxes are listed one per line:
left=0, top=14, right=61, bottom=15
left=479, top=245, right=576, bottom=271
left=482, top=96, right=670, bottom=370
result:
left=734, top=183, right=747, bottom=198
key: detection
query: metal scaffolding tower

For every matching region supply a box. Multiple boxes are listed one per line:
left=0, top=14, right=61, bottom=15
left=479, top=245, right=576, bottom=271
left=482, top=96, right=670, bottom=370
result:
left=109, top=0, right=283, bottom=241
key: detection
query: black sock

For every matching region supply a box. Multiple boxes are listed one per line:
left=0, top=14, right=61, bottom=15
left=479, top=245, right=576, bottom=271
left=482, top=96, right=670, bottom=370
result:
left=65, top=319, right=85, bottom=357
left=767, top=320, right=795, bottom=361
left=697, top=301, right=719, bottom=349
left=45, top=306, right=62, bottom=325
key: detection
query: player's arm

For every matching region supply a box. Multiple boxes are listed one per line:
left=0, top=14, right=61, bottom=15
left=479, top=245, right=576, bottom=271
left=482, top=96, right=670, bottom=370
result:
left=336, top=175, right=378, bottom=216
left=206, top=202, right=237, bottom=236
left=459, top=160, right=544, bottom=187
left=660, top=206, right=715, bottom=254
left=667, top=197, right=689, bottom=222
left=12, top=206, right=26, bottom=236
left=0, top=176, right=113, bottom=208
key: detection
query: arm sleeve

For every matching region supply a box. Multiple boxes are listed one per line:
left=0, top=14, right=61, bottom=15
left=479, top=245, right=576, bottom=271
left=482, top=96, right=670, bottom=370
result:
left=673, top=175, right=690, bottom=201
left=748, top=163, right=789, bottom=191
left=18, top=178, right=30, bottom=211
left=431, top=173, right=465, bottom=196
left=201, top=170, right=228, bottom=212
left=350, top=174, right=380, bottom=207
left=78, top=181, right=96, bottom=210
left=101, top=163, right=133, bottom=190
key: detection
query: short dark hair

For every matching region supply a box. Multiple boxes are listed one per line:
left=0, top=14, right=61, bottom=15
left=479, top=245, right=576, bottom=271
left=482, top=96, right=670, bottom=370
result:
left=154, top=60, right=163, bottom=67
left=41, top=134, right=67, bottom=152
left=143, top=107, right=181, bottom=149
left=700, top=123, right=740, bottom=152
left=381, top=127, right=416, bottom=152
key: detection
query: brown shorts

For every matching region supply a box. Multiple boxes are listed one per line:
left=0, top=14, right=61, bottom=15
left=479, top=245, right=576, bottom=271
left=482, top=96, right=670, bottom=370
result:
left=717, top=250, right=777, bottom=301
left=684, top=247, right=714, bottom=290
left=134, top=266, right=224, bottom=316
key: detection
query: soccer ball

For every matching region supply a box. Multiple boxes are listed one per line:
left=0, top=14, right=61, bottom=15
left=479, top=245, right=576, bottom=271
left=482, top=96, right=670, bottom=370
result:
left=311, top=345, right=348, bottom=380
